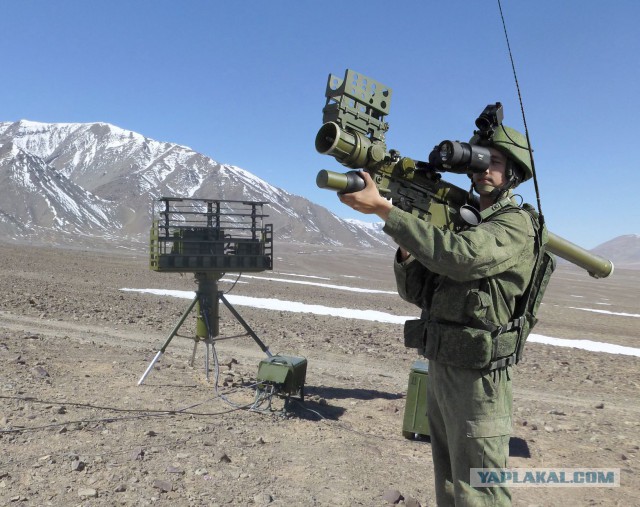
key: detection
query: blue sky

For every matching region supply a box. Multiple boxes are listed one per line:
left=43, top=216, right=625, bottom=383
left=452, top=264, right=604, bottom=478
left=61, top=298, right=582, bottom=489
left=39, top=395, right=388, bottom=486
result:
left=3, top=1, right=638, bottom=249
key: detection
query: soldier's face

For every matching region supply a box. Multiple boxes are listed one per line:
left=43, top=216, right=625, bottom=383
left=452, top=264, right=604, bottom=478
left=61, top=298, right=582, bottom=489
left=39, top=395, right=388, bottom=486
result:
left=472, top=147, right=507, bottom=191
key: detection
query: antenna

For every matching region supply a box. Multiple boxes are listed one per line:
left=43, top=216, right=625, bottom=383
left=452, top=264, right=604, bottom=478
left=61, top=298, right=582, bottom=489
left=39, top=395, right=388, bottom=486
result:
left=497, top=0, right=544, bottom=224
left=138, top=197, right=275, bottom=384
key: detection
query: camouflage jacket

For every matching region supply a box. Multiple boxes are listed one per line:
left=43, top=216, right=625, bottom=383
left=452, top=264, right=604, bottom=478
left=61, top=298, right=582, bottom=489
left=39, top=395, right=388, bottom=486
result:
left=384, top=199, right=538, bottom=368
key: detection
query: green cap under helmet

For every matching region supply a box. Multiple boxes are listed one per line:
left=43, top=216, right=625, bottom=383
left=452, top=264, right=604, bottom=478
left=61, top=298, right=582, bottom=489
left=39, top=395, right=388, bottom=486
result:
left=470, top=125, right=533, bottom=182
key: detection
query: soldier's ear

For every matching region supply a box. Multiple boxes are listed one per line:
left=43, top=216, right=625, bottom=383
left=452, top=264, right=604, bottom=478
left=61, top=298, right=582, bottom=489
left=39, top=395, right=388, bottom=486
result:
left=506, top=159, right=523, bottom=186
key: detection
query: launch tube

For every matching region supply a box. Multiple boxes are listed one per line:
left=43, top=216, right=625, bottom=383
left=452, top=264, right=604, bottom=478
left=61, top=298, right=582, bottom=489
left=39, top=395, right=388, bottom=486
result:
left=316, top=169, right=614, bottom=279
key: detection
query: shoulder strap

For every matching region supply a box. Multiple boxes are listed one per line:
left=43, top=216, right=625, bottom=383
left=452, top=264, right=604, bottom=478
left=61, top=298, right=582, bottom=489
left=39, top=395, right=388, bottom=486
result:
left=488, top=205, right=556, bottom=370
left=478, top=196, right=517, bottom=221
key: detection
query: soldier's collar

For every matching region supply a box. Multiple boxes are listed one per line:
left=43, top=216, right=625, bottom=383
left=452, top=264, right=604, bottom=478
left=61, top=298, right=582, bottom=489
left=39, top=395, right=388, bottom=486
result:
left=479, top=195, right=517, bottom=220
left=460, top=193, right=517, bottom=227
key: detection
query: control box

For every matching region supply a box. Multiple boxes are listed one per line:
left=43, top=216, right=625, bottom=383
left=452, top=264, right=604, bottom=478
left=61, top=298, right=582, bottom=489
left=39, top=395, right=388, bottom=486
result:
left=402, top=360, right=430, bottom=439
left=256, top=355, right=307, bottom=401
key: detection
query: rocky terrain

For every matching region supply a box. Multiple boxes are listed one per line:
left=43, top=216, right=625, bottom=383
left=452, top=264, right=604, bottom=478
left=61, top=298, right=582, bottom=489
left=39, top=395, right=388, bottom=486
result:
left=0, top=241, right=638, bottom=506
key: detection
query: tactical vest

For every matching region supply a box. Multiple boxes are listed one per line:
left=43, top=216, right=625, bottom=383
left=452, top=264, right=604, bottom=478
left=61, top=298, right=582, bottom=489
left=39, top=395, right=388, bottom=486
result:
left=403, top=200, right=555, bottom=370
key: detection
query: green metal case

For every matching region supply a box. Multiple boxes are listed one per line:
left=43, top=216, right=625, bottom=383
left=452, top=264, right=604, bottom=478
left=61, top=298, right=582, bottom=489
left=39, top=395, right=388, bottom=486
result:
left=402, top=360, right=430, bottom=439
left=256, top=355, right=307, bottom=400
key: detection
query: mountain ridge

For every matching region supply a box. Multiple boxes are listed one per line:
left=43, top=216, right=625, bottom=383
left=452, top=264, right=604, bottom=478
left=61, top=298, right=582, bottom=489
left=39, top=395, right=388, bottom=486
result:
left=0, top=119, right=394, bottom=251
left=1, top=119, right=637, bottom=270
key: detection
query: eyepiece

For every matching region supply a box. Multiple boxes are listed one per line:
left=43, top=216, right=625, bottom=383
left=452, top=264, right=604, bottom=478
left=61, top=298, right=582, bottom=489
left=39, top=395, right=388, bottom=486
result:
left=474, top=102, right=504, bottom=139
left=429, top=141, right=491, bottom=174
left=475, top=116, right=492, bottom=132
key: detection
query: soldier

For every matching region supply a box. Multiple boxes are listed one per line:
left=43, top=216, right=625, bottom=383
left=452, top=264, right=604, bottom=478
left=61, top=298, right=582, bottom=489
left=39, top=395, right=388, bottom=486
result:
left=338, top=125, right=541, bottom=507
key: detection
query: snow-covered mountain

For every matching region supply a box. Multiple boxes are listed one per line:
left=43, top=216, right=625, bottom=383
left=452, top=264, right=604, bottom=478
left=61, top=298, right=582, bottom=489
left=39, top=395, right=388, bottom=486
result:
left=0, top=120, right=394, bottom=250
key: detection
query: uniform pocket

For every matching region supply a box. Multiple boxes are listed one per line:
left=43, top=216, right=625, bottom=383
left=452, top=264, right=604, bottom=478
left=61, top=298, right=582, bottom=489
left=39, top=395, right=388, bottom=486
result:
left=464, top=288, right=492, bottom=328
left=465, top=416, right=512, bottom=471
left=403, top=319, right=426, bottom=349
left=425, top=322, right=493, bottom=369
left=466, top=415, right=512, bottom=438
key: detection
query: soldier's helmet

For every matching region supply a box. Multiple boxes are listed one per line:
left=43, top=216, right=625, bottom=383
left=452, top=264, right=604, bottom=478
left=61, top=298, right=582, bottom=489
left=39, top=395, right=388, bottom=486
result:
left=470, top=125, right=533, bottom=182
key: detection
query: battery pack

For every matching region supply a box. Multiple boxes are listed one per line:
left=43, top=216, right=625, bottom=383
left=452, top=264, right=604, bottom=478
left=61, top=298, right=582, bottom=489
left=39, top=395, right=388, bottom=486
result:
left=256, top=355, right=307, bottom=400
left=402, top=360, right=430, bottom=439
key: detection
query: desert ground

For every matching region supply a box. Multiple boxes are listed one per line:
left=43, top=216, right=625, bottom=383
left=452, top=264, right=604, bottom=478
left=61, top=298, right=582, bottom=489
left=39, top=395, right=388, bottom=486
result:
left=0, top=240, right=638, bottom=506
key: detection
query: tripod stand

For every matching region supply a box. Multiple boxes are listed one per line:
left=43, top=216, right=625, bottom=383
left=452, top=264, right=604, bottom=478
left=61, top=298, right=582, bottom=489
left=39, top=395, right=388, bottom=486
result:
left=138, top=271, right=272, bottom=385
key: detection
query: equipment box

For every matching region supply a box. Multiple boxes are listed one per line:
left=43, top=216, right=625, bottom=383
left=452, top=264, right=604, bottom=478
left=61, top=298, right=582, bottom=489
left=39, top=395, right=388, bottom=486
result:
left=402, top=360, right=430, bottom=439
left=256, top=355, right=307, bottom=400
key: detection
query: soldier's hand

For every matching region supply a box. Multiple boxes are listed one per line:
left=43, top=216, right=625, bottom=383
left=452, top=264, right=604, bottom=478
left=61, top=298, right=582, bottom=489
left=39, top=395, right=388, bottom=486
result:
left=338, top=172, right=393, bottom=220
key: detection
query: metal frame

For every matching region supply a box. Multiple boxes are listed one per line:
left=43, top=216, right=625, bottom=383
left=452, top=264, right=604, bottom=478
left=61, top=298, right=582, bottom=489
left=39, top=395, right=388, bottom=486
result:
left=149, top=197, right=273, bottom=273
left=138, top=197, right=274, bottom=385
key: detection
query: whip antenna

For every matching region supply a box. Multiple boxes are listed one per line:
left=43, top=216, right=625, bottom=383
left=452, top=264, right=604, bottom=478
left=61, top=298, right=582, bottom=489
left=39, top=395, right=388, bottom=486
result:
left=497, top=0, right=544, bottom=224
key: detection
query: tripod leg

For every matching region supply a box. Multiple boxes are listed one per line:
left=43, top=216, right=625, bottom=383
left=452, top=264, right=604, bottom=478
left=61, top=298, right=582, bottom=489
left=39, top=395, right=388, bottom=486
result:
left=205, top=340, right=210, bottom=380
left=137, top=350, right=163, bottom=386
left=189, top=340, right=198, bottom=367
left=219, top=293, right=272, bottom=358
left=137, top=295, right=199, bottom=385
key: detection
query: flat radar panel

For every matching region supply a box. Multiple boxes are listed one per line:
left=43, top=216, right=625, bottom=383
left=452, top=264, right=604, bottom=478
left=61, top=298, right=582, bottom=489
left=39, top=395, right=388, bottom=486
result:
left=149, top=197, right=273, bottom=273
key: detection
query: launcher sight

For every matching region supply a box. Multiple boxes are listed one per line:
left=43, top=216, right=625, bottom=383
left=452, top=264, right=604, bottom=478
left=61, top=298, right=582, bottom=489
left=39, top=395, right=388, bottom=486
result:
left=316, top=70, right=391, bottom=170
left=315, top=69, right=613, bottom=279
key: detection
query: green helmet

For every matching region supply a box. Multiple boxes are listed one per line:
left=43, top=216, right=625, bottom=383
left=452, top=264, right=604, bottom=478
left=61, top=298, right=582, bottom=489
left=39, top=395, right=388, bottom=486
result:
left=470, top=125, right=533, bottom=182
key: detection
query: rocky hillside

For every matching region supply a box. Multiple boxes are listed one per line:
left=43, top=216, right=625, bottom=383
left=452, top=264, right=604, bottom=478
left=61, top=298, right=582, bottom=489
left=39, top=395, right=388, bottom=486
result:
left=592, top=234, right=640, bottom=269
left=0, top=120, right=393, bottom=251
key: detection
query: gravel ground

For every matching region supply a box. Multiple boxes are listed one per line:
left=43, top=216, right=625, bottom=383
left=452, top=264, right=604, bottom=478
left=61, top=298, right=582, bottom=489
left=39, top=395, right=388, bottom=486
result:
left=0, top=241, right=638, bottom=506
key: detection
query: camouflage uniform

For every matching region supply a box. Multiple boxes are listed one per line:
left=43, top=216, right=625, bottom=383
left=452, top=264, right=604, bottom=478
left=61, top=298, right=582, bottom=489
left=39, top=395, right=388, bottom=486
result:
left=384, top=198, right=538, bottom=507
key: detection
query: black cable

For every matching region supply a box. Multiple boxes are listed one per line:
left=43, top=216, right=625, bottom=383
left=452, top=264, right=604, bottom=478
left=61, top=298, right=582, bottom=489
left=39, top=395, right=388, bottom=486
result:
left=223, top=271, right=243, bottom=295
left=199, top=293, right=279, bottom=412
left=0, top=383, right=271, bottom=435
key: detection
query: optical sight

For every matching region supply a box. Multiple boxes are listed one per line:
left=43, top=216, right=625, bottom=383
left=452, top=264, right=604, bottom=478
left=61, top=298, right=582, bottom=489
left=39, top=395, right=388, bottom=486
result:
left=474, top=102, right=504, bottom=140
left=426, top=102, right=504, bottom=173
left=428, top=141, right=491, bottom=174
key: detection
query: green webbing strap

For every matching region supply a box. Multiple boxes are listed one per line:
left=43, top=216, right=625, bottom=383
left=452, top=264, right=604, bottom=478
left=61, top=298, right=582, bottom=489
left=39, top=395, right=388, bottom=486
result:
left=488, top=208, right=545, bottom=371
left=493, top=315, right=526, bottom=335
left=478, top=196, right=515, bottom=221
left=489, top=353, right=517, bottom=371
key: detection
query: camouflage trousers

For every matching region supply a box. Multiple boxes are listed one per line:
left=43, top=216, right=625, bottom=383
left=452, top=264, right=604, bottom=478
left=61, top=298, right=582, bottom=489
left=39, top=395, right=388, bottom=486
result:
left=427, top=360, right=513, bottom=507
